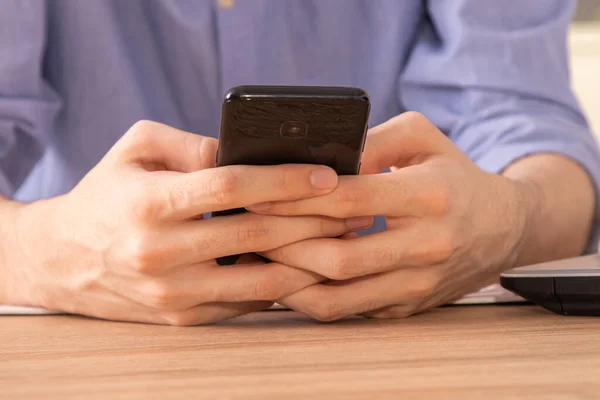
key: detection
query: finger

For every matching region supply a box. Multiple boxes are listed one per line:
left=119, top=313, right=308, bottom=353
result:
left=176, top=262, right=324, bottom=307
left=361, top=271, right=491, bottom=319
left=360, top=288, right=447, bottom=319
left=412, top=275, right=493, bottom=313
left=48, top=281, right=156, bottom=324
left=109, top=120, right=218, bottom=172
left=278, top=267, right=437, bottom=322
left=148, top=163, right=339, bottom=220
left=263, top=227, right=449, bottom=280
left=247, top=168, right=446, bottom=218
left=111, top=262, right=326, bottom=311
left=137, top=213, right=372, bottom=270
left=109, top=298, right=272, bottom=326
left=156, top=301, right=274, bottom=326
left=52, top=277, right=272, bottom=326
left=360, top=112, right=455, bottom=174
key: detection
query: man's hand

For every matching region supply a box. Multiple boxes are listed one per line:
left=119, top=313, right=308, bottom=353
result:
left=248, top=112, right=541, bottom=321
left=1, top=121, right=372, bottom=325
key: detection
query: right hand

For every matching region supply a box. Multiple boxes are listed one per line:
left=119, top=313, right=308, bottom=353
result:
left=4, top=121, right=371, bottom=325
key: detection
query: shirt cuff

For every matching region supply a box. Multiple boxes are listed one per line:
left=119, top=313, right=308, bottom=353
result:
left=0, top=305, right=60, bottom=315
left=476, top=139, right=600, bottom=254
left=0, top=170, right=13, bottom=198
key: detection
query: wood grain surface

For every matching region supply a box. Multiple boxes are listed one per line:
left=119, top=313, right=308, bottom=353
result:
left=1, top=305, right=599, bottom=399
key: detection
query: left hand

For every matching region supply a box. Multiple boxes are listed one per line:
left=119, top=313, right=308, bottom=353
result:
left=247, top=112, right=532, bottom=321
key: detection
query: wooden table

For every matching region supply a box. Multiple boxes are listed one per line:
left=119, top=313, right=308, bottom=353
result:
left=1, top=305, right=599, bottom=399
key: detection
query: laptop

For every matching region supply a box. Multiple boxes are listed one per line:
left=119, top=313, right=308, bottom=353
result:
left=500, top=254, right=600, bottom=316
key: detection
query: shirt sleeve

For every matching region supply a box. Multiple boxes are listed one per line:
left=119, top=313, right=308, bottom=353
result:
left=0, top=0, right=61, bottom=198
left=400, top=0, right=600, bottom=253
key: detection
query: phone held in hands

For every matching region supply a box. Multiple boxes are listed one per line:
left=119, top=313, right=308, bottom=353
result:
left=212, top=85, right=371, bottom=265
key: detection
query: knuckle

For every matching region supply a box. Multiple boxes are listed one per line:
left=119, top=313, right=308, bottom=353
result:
left=200, top=283, right=223, bottom=303
left=129, top=199, right=156, bottom=223
left=411, top=229, right=457, bottom=266
left=161, top=181, right=191, bottom=216
left=130, top=119, right=157, bottom=132
left=318, top=217, right=329, bottom=237
left=393, top=112, right=443, bottom=153
left=425, top=231, right=457, bottom=264
left=335, top=187, right=371, bottom=217
left=122, top=233, right=160, bottom=274
left=161, top=311, right=197, bottom=327
left=398, top=308, right=418, bottom=318
left=208, top=168, right=239, bottom=206
left=272, top=167, right=293, bottom=192
left=374, top=306, right=415, bottom=319
left=236, top=218, right=272, bottom=248
left=124, top=120, right=157, bottom=145
left=319, top=245, right=355, bottom=280
left=142, top=281, right=182, bottom=310
left=195, top=136, right=218, bottom=170
left=311, top=216, right=340, bottom=238
left=426, top=181, right=453, bottom=216
left=251, top=276, right=283, bottom=300
left=128, top=182, right=159, bottom=222
left=311, top=301, right=345, bottom=322
left=407, top=272, right=440, bottom=300
left=401, top=111, right=429, bottom=130
left=262, top=247, right=286, bottom=265
left=182, top=134, right=218, bottom=171
left=373, top=246, right=399, bottom=268
left=388, top=308, right=414, bottom=319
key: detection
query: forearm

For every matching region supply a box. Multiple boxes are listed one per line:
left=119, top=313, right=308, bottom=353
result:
left=503, top=153, right=596, bottom=267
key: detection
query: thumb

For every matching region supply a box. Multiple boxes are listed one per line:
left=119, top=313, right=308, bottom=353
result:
left=107, top=120, right=218, bottom=172
left=360, top=112, right=454, bottom=174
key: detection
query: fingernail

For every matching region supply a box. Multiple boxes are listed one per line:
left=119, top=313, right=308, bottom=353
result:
left=345, top=216, right=374, bottom=231
left=310, top=167, right=338, bottom=190
left=246, top=202, right=272, bottom=212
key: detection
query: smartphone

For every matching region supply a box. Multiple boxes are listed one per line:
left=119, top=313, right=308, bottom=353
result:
left=212, top=85, right=370, bottom=265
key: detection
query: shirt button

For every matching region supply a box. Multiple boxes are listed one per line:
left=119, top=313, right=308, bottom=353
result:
left=218, top=0, right=234, bottom=9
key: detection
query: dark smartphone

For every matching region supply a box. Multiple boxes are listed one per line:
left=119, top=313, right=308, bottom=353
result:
left=212, top=85, right=370, bottom=265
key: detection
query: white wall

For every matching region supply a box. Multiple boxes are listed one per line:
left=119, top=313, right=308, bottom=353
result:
left=569, top=23, right=600, bottom=141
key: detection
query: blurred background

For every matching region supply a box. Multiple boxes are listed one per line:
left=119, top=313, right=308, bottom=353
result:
left=574, top=0, right=600, bottom=21
left=571, top=0, right=600, bottom=139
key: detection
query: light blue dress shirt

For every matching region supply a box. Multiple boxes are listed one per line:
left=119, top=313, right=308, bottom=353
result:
left=1, top=0, right=600, bottom=248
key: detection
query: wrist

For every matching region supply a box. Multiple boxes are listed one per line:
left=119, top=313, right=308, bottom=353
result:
left=0, top=197, right=63, bottom=306
left=0, top=199, right=26, bottom=303
left=497, top=175, right=543, bottom=269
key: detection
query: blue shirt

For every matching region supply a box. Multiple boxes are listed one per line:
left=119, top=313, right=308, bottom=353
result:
left=2, top=0, right=600, bottom=247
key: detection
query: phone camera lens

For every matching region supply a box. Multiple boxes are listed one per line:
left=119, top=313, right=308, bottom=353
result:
left=280, top=121, right=308, bottom=139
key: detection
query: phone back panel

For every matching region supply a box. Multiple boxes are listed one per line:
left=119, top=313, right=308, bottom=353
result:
left=216, top=86, right=370, bottom=175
